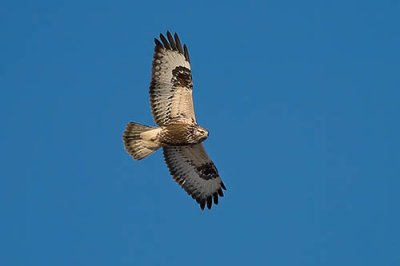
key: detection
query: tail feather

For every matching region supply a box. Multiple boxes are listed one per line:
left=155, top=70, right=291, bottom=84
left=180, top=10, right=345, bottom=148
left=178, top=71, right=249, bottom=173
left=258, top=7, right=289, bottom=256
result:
left=123, top=122, right=161, bottom=160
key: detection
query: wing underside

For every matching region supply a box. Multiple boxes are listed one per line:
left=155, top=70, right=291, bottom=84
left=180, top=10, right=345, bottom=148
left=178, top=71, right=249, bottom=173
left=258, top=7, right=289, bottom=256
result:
left=150, top=32, right=196, bottom=126
left=163, top=144, right=226, bottom=209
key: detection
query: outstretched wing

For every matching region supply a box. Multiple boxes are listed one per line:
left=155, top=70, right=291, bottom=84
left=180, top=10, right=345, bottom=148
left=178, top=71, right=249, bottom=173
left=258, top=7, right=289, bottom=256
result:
left=163, top=144, right=226, bottom=210
left=150, top=31, right=196, bottom=126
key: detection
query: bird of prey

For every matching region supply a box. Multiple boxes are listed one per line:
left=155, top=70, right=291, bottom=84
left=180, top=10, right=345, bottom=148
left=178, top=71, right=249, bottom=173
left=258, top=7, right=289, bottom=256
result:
left=123, top=31, right=226, bottom=210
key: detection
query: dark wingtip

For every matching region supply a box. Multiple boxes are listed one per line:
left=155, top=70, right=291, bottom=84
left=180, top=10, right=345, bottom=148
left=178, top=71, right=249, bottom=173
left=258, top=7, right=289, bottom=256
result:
left=156, top=32, right=189, bottom=62
left=159, top=33, right=171, bottom=49
left=166, top=31, right=177, bottom=50
left=183, top=44, right=190, bottom=62
left=154, top=38, right=162, bottom=47
left=207, top=196, right=212, bottom=209
left=221, top=182, right=227, bottom=190
left=174, top=33, right=183, bottom=53
left=213, top=193, right=219, bottom=205
left=200, top=200, right=206, bottom=210
left=218, top=188, right=224, bottom=197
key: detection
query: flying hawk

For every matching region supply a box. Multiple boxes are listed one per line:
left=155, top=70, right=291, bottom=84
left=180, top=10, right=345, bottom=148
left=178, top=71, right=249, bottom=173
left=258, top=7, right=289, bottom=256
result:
left=123, top=31, right=226, bottom=210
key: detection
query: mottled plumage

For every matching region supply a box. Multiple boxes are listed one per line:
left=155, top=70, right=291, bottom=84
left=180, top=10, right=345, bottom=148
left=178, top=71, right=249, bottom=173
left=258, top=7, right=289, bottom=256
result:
left=123, top=31, right=226, bottom=210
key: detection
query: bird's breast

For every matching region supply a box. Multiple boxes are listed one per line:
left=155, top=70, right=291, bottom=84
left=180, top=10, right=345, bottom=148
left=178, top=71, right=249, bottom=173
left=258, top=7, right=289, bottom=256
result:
left=159, top=124, right=196, bottom=146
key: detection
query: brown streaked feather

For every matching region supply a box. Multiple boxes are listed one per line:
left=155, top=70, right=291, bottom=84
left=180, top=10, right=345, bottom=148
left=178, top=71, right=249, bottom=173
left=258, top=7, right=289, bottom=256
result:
left=159, top=123, right=194, bottom=146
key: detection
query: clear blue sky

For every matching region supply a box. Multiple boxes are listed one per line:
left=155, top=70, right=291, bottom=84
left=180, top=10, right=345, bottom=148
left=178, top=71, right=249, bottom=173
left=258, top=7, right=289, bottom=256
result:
left=1, top=1, right=399, bottom=265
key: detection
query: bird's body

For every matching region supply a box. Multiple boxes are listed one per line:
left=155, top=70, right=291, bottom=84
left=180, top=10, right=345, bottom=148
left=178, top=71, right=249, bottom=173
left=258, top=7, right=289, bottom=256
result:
left=160, top=123, right=209, bottom=146
left=123, top=31, right=226, bottom=210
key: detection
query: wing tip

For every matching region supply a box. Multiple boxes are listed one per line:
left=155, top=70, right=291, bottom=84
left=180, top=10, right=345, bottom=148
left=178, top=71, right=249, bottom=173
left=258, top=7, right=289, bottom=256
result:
left=163, top=146, right=225, bottom=211
left=198, top=190, right=223, bottom=210
left=154, top=38, right=162, bottom=47
left=154, top=31, right=190, bottom=62
left=200, top=200, right=206, bottom=210
left=221, top=181, right=227, bottom=190
left=206, top=196, right=212, bottom=209
left=218, top=188, right=224, bottom=197
left=213, top=193, right=219, bottom=205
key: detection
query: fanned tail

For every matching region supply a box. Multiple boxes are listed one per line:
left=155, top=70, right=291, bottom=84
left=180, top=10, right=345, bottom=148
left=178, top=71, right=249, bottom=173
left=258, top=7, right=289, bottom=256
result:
left=123, top=122, right=162, bottom=160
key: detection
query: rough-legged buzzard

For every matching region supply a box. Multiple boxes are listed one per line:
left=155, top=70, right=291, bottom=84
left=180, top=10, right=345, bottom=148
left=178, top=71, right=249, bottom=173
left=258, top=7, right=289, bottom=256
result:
left=123, top=31, right=226, bottom=210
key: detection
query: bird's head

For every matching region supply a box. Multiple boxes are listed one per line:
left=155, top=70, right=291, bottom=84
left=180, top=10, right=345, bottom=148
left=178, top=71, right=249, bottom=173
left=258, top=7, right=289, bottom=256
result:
left=194, top=126, right=209, bottom=142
